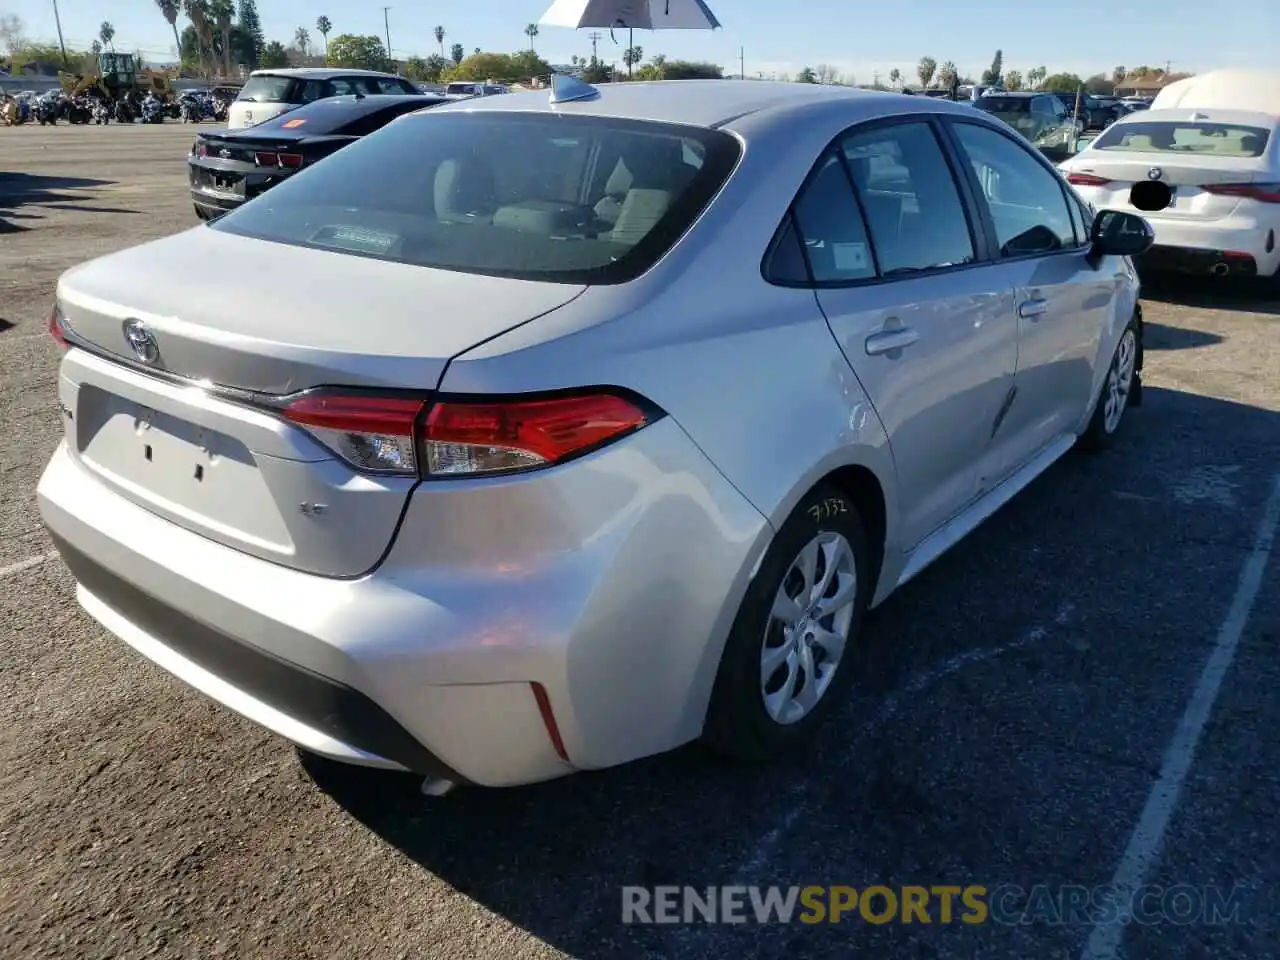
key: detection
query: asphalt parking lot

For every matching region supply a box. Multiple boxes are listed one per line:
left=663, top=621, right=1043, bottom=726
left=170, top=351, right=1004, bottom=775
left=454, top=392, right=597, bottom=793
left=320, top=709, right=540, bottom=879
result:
left=2, top=122, right=1278, bottom=960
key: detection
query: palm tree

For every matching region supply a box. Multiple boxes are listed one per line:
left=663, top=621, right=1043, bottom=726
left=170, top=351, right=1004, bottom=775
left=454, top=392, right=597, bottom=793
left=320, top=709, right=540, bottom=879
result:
left=937, top=60, right=958, bottom=90
left=294, top=26, right=310, bottom=58
left=524, top=23, right=538, bottom=53
left=315, top=15, right=332, bottom=56
left=183, top=0, right=214, bottom=78
left=433, top=25, right=445, bottom=57
left=917, top=56, right=936, bottom=89
left=155, top=0, right=182, bottom=60
left=99, top=21, right=116, bottom=52
left=888, top=67, right=901, bottom=89
left=209, top=0, right=233, bottom=78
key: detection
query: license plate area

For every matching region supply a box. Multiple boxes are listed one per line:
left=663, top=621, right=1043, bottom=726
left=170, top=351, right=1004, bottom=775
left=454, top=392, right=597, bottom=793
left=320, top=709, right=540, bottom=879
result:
left=74, top=385, right=291, bottom=548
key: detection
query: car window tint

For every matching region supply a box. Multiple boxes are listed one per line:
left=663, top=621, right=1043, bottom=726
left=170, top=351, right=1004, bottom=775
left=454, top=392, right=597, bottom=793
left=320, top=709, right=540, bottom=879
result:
left=840, top=122, right=975, bottom=275
left=327, top=78, right=359, bottom=96
left=298, top=80, right=325, bottom=103
left=952, top=123, right=1078, bottom=256
left=787, top=153, right=875, bottom=283
left=764, top=214, right=811, bottom=284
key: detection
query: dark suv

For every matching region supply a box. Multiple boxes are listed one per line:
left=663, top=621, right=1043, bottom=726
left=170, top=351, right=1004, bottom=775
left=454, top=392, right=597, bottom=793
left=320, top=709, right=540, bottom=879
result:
left=973, top=93, right=1082, bottom=159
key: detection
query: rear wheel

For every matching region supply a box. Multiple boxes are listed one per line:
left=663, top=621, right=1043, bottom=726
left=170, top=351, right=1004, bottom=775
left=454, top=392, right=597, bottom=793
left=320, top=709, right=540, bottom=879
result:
left=704, top=484, right=872, bottom=761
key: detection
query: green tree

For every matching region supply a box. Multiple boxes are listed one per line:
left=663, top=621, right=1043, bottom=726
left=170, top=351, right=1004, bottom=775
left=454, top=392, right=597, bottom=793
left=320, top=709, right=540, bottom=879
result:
left=980, top=48, right=1003, bottom=86
left=661, top=59, right=722, bottom=80
left=315, top=15, right=331, bottom=55
left=1040, top=72, right=1083, bottom=93
left=449, top=42, right=463, bottom=66
left=917, top=56, right=936, bottom=88
left=183, top=1, right=214, bottom=77
left=581, top=58, right=613, bottom=83
left=236, top=0, right=264, bottom=67
left=888, top=67, right=901, bottom=89
left=937, top=60, right=958, bottom=90
left=1085, top=74, right=1115, bottom=95
left=259, top=39, right=289, bottom=68
left=1003, top=69, right=1023, bottom=91
left=433, top=25, right=445, bottom=56
left=325, top=33, right=390, bottom=71
left=154, top=1, right=182, bottom=60
left=622, top=44, right=642, bottom=78
left=1027, top=65, right=1046, bottom=89
left=795, top=66, right=817, bottom=83
left=99, top=21, right=116, bottom=52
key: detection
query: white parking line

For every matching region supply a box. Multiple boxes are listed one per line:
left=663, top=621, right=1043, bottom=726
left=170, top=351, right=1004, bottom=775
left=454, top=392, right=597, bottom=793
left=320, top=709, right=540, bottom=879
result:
left=1081, top=473, right=1280, bottom=960
left=0, top=551, right=58, bottom=580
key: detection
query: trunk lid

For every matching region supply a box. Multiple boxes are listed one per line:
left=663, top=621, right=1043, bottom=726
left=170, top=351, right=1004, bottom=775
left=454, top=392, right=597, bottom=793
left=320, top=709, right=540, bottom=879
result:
left=1068, top=154, right=1264, bottom=220
left=56, top=227, right=585, bottom=577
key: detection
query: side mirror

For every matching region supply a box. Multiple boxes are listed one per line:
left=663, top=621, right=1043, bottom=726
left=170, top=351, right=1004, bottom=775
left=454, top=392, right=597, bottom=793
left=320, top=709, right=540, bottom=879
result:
left=1089, top=210, right=1155, bottom=258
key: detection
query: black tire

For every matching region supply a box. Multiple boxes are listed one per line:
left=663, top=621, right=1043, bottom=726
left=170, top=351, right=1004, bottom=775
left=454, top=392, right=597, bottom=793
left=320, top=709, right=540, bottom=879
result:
left=703, top=483, right=873, bottom=761
left=1079, top=315, right=1140, bottom=452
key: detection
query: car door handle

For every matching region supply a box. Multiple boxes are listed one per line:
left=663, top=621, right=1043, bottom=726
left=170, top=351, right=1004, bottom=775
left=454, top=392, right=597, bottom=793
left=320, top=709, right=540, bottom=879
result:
left=864, top=327, right=920, bottom=355
left=1018, top=298, right=1049, bottom=319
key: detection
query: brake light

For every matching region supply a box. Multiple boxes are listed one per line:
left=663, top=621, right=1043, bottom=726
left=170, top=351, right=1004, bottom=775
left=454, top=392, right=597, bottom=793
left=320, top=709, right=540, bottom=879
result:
left=282, top=394, right=425, bottom=475
left=253, top=151, right=278, bottom=167
left=48, top=303, right=69, bottom=350
left=422, top=392, right=652, bottom=477
left=278, top=153, right=304, bottom=169
left=1204, top=182, right=1280, bottom=203
left=280, top=390, right=656, bottom=478
left=1066, top=173, right=1112, bottom=186
left=191, top=140, right=208, bottom=158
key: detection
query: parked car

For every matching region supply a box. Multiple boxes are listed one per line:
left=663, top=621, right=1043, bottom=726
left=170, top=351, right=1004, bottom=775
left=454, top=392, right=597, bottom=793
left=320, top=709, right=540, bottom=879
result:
left=973, top=92, right=1082, bottom=160
left=190, top=93, right=446, bottom=220
left=443, top=81, right=509, bottom=99
left=1060, top=104, right=1280, bottom=279
left=39, top=78, right=1153, bottom=793
left=227, top=67, right=423, bottom=129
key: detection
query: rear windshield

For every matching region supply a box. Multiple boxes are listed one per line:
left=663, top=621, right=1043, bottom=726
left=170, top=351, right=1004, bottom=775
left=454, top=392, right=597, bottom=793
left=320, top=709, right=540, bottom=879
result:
left=976, top=97, right=1030, bottom=114
left=445, top=83, right=477, bottom=95
left=210, top=113, right=742, bottom=284
left=1091, top=121, right=1271, bottom=157
left=238, top=74, right=295, bottom=103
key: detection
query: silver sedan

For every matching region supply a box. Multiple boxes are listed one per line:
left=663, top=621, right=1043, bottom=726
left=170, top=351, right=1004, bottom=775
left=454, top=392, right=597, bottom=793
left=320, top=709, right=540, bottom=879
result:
left=39, top=76, right=1153, bottom=793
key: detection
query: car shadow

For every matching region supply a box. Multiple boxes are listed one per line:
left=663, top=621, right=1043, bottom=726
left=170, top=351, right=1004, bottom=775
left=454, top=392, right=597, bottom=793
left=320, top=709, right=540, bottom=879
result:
left=0, top=172, right=122, bottom=232
left=1139, top=272, right=1280, bottom=317
left=301, top=385, right=1280, bottom=958
left=1143, top=322, right=1224, bottom=351
left=0, top=317, right=14, bottom=333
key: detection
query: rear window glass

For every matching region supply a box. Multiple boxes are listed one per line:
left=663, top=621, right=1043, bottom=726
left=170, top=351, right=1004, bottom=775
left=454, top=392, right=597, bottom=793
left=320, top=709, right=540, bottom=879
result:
left=238, top=74, right=295, bottom=103
left=446, top=83, right=477, bottom=95
left=211, top=113, right=741, bottom=284
left=976, top=97, right=1030, bottom=114
left=1091, top=121, right=1270, bottom=157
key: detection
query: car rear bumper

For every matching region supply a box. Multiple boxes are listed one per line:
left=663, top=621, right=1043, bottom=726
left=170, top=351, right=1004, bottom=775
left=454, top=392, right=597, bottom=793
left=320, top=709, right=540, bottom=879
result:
left=38, top=410, right=769, bottom=787
left=1090, top=204, right=1280, bottom=278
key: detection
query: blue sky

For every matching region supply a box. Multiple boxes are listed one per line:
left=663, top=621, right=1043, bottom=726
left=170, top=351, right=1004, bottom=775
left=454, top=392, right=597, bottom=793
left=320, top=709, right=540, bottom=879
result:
left=8, top=0, right=1277, bottom=82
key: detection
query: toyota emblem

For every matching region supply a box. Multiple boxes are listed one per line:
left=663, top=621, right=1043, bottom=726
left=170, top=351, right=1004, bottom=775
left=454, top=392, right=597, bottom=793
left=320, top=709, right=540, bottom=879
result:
left=122, top=319, right=159, bottom=365
left=1147, top=167, right=1163, bottom=180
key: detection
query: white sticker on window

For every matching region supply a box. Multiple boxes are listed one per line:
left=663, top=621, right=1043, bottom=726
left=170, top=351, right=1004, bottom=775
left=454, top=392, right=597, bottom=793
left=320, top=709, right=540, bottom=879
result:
left=832, top=242, right=870, bottom=272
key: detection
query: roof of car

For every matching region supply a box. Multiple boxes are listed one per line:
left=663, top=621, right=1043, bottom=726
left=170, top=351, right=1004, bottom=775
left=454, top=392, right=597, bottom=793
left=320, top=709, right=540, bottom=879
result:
left=247, top=68, right=406, bottom=79
left=424, top=78, right=981, bottom=129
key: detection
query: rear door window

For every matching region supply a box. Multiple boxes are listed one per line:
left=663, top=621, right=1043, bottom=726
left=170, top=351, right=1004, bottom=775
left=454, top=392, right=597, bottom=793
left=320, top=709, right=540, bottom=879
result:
left=840, top=122, right=976, bottom=275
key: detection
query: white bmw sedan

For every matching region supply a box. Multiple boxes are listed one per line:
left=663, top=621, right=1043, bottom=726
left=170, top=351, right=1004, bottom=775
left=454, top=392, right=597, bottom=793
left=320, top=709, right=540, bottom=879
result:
left=39, top=77, right=1153, bottom=793
left=1061, top=106, right=1280, bottom=280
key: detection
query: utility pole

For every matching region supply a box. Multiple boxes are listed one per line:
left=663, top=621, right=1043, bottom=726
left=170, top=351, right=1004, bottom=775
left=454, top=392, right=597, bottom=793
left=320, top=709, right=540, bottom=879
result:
left=588, top=31, right=601, bottom=64
left=739, top=46, right=744, bottom=80
left=383, top=7, right=393, bottom=64
left=50, top=0, right=70, bottom=68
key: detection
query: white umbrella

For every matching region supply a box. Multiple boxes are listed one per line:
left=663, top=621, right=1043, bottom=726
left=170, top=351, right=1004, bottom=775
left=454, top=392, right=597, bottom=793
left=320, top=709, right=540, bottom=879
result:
left=538, top=0, right=721, bottom=78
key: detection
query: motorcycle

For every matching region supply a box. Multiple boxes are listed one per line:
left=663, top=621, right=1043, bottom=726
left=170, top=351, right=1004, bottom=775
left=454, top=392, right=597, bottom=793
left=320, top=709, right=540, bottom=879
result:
left=114, top=99, right=134, bottom=123
left=212, top=99, right=229, bottom=123
left=140, top=97, right=165, bottom=124
left=66, top=97, right=93, bottom=125
left=93, top=100, right=112, bottom=124
left=180, top=97, right=204, bottom=123
left=34, top=98, right=59, bottom=125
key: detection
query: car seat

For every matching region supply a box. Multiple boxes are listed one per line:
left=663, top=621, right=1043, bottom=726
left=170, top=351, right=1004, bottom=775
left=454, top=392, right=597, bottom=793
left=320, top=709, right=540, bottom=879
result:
left=434, top=157, right=497, bottom=223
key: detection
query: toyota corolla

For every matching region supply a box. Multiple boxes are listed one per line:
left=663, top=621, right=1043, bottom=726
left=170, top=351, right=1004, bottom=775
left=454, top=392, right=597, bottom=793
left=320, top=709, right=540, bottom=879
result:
left=39, top=77, right=1154, bottom=795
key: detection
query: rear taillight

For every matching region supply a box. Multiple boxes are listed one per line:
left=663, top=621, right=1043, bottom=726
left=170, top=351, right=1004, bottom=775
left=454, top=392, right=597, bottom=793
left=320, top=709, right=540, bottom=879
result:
left=191, top=140, right=207, bottom=158
left=422, top=393, right=652, bottom=477
left=280, top=390, right=656, bottom=478
left=1204, top=182, right=1280, bottom=203
left=278, top=153, right=304, bottom=169
left=253, top=151, right=278, bottom=167
left=1066, top=173, right=1112, bottom=186
left=48, top=303, right=69, bottom=350
left=282, top=394, right=425, bottom=475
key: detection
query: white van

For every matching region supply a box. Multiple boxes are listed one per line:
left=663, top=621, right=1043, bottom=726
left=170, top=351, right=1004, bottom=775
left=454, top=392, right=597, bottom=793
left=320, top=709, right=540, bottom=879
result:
left=228, top=68, right=422, bottom=129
